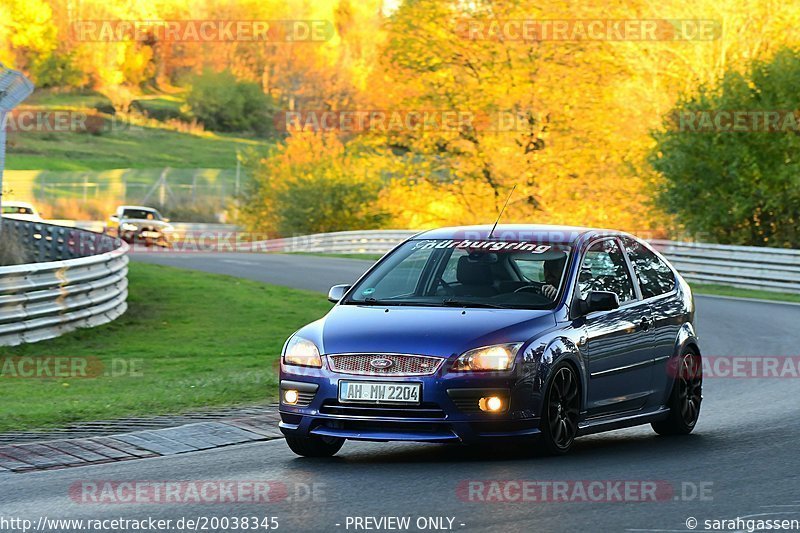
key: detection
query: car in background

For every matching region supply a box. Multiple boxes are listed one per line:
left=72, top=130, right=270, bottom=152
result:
left=278, top=225, right=702, bottom=457
left=1, top=201, right=43, bottom=222
left=105, top=205, right=175, bottom=247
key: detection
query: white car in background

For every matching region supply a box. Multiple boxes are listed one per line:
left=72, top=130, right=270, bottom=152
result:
left=1, top=201, right=43, bottom=222
left=105, top=205, right=175, bottom=247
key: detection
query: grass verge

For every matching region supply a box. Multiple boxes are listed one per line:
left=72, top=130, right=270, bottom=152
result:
left=690, top=283, right=800, bottom=304
left=0, top=263, right=331, bottom=432
left=291, top=252, right=383, bottom=261
left=6, top=124, right=266, bottom=171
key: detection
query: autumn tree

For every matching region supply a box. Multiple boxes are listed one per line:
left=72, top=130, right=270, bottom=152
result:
left=239, top=130, right=389, bottom=236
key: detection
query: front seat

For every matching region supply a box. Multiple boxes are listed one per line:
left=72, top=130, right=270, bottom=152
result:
left=453, top=256, right=497, bottom=296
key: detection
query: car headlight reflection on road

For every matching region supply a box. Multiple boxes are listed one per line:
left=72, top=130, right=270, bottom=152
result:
left=452, top=343, right=522, bottom=372
left=283, top=336, right=322, bottom=368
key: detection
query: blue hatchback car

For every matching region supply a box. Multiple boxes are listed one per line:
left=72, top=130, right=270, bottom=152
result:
left=278, top=225, right=703, bottom=456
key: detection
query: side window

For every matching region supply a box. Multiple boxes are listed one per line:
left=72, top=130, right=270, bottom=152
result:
left=578, top=239, right=636, bottom=303
left=621, top=237, right=676, bottom=299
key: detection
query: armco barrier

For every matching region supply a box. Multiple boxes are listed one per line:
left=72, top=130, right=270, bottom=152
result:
left=0, top=219, right=129, bottom=346
left=244, top=230, right=799, bottom=295
left=649, top=240, right=800, bottom=294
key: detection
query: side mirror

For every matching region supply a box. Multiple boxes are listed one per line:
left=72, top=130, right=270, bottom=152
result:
left=576, top=291, right=620, bottom=316
left=327, top=284, right=351, bottom=303
left=110, top=215, right=119, bottom=222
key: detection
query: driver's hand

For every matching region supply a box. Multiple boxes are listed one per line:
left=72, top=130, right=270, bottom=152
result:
left=542, top=284, right=557, bottom=300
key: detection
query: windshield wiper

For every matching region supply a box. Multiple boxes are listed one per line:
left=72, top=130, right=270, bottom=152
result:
left=348, top=297, right=420, bottom=306
left=441, top=298, right=508, bottom=309
left=348, top=297, right=453, bottom=307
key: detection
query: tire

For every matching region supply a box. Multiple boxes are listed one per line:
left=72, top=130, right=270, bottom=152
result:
left=285, top=434, right=345, bottom=458
left=539, top=363, right=581, bottom=455
left=652, top=349, right=702, bottom=435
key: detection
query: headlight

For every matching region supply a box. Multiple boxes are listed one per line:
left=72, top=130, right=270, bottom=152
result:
left=283, top=336, right=322, bottom=368
left=452, top=343, right=523, bottom=372
left=121, top=223, right=138, bottom=231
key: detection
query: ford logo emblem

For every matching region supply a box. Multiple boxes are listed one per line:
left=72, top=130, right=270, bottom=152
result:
left=370, top=358, right=394, bottom=370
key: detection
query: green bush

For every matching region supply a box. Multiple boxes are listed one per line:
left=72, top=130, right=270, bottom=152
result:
left=185, top=70, right=275, bottom=136
left=651, top=47, right=800, bottom=248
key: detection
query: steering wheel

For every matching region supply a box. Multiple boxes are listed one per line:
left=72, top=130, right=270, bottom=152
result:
left=514, top=283, right=544, bottom=294
left=436, top=278, right=455, bottom=295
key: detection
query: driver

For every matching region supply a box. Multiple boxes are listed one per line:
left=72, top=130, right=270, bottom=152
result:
left=541, top=256, right=566, bottom=301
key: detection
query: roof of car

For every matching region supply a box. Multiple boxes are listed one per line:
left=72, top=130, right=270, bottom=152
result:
left=413, top=224, right=626, bottom=244
left=2, top=201, right=35, bottom=209
left=118, top=205, right=158, bottom=211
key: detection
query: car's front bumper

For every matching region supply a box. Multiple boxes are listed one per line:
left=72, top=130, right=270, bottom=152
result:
left=278, top=365, right=542, bottom=443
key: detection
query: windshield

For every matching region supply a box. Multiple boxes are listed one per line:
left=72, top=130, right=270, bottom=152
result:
left=345, top=239, right=572, bottom=309
left=121, top=208, right=161, bottom=220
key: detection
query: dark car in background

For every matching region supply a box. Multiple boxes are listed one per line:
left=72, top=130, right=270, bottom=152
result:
left=105, top=205, right=175, bottom=248
left=278, top=225, right=703, bottom=457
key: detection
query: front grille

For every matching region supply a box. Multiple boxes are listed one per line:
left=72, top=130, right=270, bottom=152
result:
left=320, top=400, right=446, bottom=419
left=328, top=353, right=444, bottom=376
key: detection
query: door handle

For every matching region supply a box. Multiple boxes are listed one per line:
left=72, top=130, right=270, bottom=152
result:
left=640, top=316, right=652, bottom=331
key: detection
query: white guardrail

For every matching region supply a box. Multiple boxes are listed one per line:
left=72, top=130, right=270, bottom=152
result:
left=649, top=240, right=800, bottom=294
left=244, top=230, right=800, bottom=294
left=0, top=219, right=129, bottom=346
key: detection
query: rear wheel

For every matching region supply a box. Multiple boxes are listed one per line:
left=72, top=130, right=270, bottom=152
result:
left=539, top=363, right=581, bottom=455
left=285, top=434, right=345, bottom=457
left=652, top=350, right=702, bottom=435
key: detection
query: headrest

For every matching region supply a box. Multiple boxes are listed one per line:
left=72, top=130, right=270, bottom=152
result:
left=457, top=256, right=494, bottom=285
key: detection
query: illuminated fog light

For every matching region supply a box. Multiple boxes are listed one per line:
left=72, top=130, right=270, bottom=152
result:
left=479, top=396, right=504, bottom=412
left=283, top=389, right=299, bottom=405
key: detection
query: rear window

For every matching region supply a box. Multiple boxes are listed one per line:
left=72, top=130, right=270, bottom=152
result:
left=621, top=237, right=676, bottom=299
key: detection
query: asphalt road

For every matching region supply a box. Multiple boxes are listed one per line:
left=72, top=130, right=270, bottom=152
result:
left=2, top=253, right=799, bottom=532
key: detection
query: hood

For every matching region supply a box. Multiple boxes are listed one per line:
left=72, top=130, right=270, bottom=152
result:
left=298, top=304, right=557, bottom=358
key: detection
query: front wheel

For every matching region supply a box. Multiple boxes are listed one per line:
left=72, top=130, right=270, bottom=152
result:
left=539, top=363, right=581, bottom=455
left=652, top=350, right=702, bottom=435
left=285, top=434, right=345, bottom=457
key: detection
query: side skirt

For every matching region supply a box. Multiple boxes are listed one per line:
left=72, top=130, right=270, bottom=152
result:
left=577, top=407, right=670, bottom=437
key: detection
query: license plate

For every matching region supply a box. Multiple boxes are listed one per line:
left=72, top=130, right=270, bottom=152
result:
left=141, top=231, right=160, bottom=238
left=339, top=381, right=421, bottom=404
